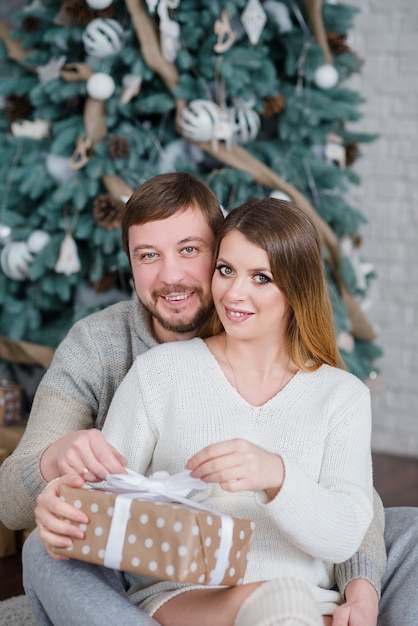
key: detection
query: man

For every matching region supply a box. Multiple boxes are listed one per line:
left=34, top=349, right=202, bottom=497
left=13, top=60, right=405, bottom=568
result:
left=1, top=173, right=417, bottom=625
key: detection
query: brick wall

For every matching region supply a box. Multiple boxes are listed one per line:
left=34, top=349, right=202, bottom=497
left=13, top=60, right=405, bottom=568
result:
left=346, top=0, right=418, bottom=456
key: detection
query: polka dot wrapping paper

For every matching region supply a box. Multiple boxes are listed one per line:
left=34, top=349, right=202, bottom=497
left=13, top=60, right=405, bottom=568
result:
left=56, top=485, right=255, bottom=586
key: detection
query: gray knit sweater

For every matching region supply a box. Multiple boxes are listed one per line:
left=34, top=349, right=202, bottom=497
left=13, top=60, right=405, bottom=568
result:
left=0, top=297, right=386, bottom=595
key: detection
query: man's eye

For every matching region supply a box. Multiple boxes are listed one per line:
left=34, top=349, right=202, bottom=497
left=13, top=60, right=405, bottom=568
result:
left=182, top=246, right=197, bottom=254
left=141, top=252, right=157, bottom=260
left=216, top=265, right=233, bottom=276
left=254, top=273, right=271, bottom=284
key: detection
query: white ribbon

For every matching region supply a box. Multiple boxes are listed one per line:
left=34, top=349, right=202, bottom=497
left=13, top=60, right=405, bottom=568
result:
left=99, top=469, right=234, bottom=586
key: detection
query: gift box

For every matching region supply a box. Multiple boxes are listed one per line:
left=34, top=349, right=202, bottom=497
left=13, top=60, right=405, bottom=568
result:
left=0, top=378, right=21, bottom=425
left=56, top=470, right=254, bottom=586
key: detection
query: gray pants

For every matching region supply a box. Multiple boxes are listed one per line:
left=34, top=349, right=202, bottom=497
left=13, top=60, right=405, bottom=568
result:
left=22, top=507, right=418, bottom=626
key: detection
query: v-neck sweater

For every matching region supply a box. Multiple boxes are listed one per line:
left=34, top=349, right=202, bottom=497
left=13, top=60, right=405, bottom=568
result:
left=103, top=337, right=373, bottom=609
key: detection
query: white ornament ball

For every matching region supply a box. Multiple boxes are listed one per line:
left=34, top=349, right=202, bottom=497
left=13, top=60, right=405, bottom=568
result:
left=179, top=100, right=221, bottom=143
left=0, top=241, right=34, bottom=281
left=46, top=153, right=77, bottom=184
left=270, top=190, right=292, bottom=202
left=27, top=230, right=51, bottom=254
left=233, top=108, right=261, bottom=144
left=86, top=0, right=113, bottom=9
left=82, top=18, right=125, bottom=59
left=314, top=64, right=339, bottom=89
left=0, top=224, right=11, bottom=245
left=86, top=73, right=116, bottom=100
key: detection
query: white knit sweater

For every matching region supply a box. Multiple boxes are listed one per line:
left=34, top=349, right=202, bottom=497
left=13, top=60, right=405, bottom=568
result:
left=103, top=338, right=373, bottom=611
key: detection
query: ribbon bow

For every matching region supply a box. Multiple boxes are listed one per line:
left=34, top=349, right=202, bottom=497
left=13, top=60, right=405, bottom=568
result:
left=105, top=467, right=207, bottom=499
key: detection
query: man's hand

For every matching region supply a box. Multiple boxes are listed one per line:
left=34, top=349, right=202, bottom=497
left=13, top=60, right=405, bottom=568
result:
left=40, top=428, right=127, bottom=483
left=332, top=579, right=378, bottom=626
left=35, top=474, right=89, bottom=560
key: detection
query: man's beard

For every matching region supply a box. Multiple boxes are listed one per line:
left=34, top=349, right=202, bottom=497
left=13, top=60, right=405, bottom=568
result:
left=142, top=285, right=213, bottom=334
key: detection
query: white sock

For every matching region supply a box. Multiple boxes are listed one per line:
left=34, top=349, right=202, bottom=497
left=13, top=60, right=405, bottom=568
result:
left=234, top=578, right=324, bottom=626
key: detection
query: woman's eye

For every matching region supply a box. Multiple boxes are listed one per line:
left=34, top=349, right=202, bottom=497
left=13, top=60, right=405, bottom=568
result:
left=217, top=265, right=233, bottom=276
left=254, top=273, right=271, bottom=284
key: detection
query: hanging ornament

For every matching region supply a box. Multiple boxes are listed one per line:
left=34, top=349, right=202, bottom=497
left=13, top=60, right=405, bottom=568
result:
left=232, top=107, right=261, bottom=144
left=55, top=232, right=81, bottom=276
left=0, top=241, right=34, bottom=281
left=157, top=0, right=181, bottom=63
left=145, top=0, right=159, bottom=12
left=179, top=99, right=222, bottom=143
left=82, top=18, right=125, bottom=59
left=325, top=133, right=346, bottom=168
left=86, top=72, right=116, bottom=100
left=241, top=0, right=267, bottom=45
left=314, top=64, right=339, bottom=89
left=86, top=0, right=113, bottom=9
left=337, top=329, right=355, bottom=354
left=37, top=56, right=67, bottom=84
left=270, top=190, right=292, bottom=202
left=27, top=230, right=51, bottom=254
left=263, top=0, right=293, bottom=34
left=340, top=235, right=375, bottom=293
left=46, top=153, right=78, bottom=184
left=0, top=224, right=12, bottom=246
left=214, top=10, right=236, bottom=53
left=120, top=74, right=143, bottom=104
left=11, top=119, right=51, bottom=139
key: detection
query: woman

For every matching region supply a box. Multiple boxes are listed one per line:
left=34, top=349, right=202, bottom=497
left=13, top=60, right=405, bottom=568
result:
left=32, top=199, right=374, bottom=626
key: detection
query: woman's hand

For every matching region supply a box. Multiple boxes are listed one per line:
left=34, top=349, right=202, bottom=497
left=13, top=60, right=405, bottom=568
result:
left=332, top=579, right=378, bottom=626
left=186, top=438, right=284, bottom=499
left=35, top=474, right=89, bottom=560
left=40, top=428, right=127, bottom=483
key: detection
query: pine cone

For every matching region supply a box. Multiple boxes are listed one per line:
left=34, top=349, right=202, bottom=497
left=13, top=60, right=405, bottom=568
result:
left=22, top=16, right=40, bottom=33
left=345, top=141, right=360, bottom=166
left=93, top=194, right=125, bottom=230
left=327, top=32, right=349, bottom=56
left=91, top=271, right=118, bottom=293
left=108, top=136, right=131, bottom=159
left=4, top=94, right=33, bottom=123
left=261, top=94, right=286, bottom=117
left=64, top=0, right=95, bottom=25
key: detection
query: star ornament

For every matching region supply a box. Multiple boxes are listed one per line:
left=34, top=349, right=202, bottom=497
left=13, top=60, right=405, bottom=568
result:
left=37, top=56, right=67, bottom=84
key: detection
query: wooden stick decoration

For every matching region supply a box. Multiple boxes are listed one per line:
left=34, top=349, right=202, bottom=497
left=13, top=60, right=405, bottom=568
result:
left=303, top=0, right=332, bottom=64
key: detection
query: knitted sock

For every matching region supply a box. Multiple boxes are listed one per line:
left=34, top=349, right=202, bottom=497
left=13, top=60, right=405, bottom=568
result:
left=234, top=578, right=324, bottom=626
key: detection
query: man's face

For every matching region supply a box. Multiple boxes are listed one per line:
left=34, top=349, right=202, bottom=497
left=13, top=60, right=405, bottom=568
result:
left=128, top=206, right=216, bottom=342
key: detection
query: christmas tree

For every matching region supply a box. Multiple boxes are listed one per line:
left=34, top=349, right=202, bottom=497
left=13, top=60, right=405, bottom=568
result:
left=0, top=0, right=382, bottom=381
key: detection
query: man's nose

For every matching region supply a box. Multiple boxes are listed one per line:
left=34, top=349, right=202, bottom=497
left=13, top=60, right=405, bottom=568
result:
left=158, top=254, right=186, bottom=284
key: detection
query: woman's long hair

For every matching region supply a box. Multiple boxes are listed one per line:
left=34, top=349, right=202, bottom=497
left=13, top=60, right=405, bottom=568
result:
left=201, top=198, right=344, bottom=371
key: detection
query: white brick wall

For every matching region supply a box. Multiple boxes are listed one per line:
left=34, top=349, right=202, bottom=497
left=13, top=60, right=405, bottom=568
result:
left=346, top=0, right=418, bottom=456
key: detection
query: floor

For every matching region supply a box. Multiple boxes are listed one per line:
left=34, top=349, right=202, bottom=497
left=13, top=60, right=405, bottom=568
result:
left=1, top=451, right=418, bottom=601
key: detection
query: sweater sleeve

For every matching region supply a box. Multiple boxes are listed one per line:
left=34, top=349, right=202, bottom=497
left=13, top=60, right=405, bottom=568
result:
left=256, top=382, right=374, bottom=564
left=102, top=359, right=156, bottom=475
left=0, top=320, right=105, bottom=530
left=335, top=488, right=386, bottom=598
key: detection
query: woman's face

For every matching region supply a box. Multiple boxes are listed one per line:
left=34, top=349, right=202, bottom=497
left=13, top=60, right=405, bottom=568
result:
left=211, top=230, right=288, bottom=342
